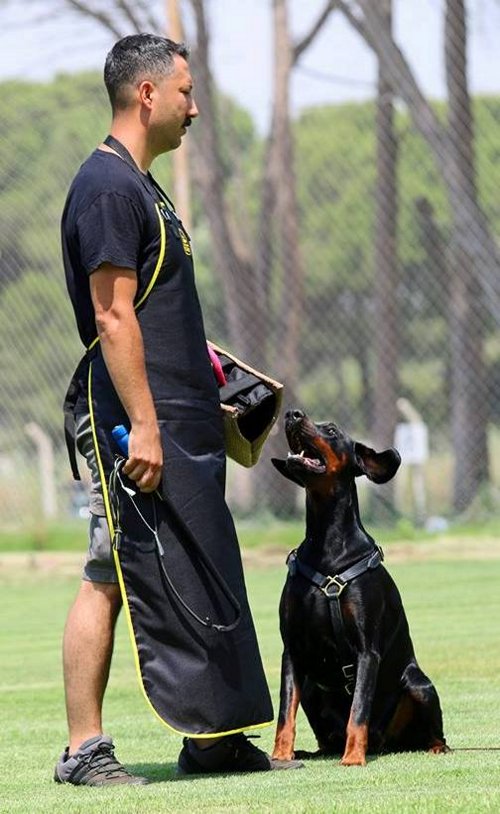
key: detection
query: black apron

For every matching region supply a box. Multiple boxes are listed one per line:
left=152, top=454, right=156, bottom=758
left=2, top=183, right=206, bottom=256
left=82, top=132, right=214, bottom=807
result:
left=64, top=137, right=273, bottom=736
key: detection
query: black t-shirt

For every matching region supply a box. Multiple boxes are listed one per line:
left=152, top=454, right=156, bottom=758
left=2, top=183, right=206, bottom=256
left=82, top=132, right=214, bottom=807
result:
left=61, top=149, right=162, bottom=348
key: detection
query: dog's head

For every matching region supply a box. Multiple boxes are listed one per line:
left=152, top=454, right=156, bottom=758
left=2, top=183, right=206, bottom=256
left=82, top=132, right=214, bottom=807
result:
left=272, top=409, right=401, bottom=492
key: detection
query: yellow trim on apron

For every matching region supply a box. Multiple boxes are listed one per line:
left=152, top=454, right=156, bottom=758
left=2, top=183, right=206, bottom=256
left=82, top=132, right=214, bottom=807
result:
left=134, top=203, right=167, bottom=309
left=85, top=208, right=272, bottom=737
left=86, top=202, right=166, bottom=353
left=88, top=363, right=272, bottom=737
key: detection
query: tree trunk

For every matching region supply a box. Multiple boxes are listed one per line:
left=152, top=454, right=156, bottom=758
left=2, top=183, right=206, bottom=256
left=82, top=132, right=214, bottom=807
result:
left=372, top=0, right=398, bottom=449
left=444, top=0, right=489, bottom=510
left=188, top=0, right=262, bottom=361
left=368, top=0, right=399, bottom=522
left=167, top=0, right=192, bottom=231
left=339, top=0, right=493, bottom=511
left=253, top=0, right=304, bottom=514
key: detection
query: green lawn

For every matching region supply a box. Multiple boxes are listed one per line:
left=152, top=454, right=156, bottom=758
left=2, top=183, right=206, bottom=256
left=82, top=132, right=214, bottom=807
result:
left=1, top=515, right=499, bottom=553
left=1, top=556, right=500, bottom=813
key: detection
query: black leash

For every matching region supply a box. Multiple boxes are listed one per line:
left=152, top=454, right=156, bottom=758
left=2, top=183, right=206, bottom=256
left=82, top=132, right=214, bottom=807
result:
left=109, top=458, right=241, bottom=633
left=287, top=546, right=384, bottom=695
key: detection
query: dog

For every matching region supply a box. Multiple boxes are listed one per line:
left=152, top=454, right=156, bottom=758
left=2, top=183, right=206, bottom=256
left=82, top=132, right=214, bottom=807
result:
left=271, top=409, right=448, bottom=766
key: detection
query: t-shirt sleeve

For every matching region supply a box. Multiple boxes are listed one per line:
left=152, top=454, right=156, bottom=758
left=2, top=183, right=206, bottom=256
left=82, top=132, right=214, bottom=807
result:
left=76, top=191, right=144, bottom=276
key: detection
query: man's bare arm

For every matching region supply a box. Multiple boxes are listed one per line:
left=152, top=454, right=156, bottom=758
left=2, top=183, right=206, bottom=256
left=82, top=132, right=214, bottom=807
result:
left=90, top=263, right=162, bottom=492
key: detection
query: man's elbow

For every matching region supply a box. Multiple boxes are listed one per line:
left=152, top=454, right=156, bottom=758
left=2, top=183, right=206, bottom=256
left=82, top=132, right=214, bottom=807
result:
left=94, top=306, right=132, bottom=340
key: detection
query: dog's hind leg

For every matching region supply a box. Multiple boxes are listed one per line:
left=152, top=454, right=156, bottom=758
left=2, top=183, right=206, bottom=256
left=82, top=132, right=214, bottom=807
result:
left=272, top=649, right=301, bottom=761
left=401, top=662, right=449, bottom=753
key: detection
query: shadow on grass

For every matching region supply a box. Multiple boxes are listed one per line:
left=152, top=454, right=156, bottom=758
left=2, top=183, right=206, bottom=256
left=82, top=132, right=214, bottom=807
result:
left=127, top=762, right=178, bottom=783
left=293, top=749, right=380, bottom=766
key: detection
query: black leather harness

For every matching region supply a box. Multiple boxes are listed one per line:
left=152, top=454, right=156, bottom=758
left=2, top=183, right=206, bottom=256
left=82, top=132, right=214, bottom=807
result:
left=287, top=545, right=384, bottom=695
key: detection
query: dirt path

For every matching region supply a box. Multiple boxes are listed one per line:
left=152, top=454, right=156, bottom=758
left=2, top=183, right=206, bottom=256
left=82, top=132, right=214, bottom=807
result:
left=1, top=535, right=499, bottom=579
left=243, top=535, right=500, bottom=568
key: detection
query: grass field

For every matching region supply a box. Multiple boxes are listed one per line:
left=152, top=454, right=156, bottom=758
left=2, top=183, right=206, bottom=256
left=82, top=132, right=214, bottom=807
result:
left=1, top=515, right=500, bottom=553
left=1, top=547, right=500, bottom=813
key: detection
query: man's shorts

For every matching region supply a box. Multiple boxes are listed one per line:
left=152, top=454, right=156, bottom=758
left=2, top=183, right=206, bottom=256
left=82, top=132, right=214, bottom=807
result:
left=76, top=413, right=118, bottom=584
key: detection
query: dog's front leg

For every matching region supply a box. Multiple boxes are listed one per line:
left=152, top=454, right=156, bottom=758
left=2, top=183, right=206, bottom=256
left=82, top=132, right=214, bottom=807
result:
left=341, top=651, right=380, bottom=766
left=272, top=648, right=301, bottom=761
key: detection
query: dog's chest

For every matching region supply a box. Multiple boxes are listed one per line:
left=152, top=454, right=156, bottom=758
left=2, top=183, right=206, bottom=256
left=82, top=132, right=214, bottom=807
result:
left=285, top=580, right=352, bottom=681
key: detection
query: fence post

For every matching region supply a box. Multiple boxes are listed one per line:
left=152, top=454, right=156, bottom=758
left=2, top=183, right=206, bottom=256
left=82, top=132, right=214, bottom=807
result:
left=25, top=422, right=57, bottom=520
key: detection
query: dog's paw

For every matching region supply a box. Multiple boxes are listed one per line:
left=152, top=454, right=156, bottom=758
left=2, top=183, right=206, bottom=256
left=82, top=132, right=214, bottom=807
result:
left=428, top=740, right=451, bottom=754
left=340, top=752, right=367, bottom=767
left=272, top=753, right=295, bottom=762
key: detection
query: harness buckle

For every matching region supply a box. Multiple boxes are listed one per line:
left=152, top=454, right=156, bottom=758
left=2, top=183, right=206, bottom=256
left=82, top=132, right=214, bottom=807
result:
left=342, top=663, right=355, bottom=696
left=321, top=575, right=347, bottom=597
left=342, top=663, right=355, bottom=680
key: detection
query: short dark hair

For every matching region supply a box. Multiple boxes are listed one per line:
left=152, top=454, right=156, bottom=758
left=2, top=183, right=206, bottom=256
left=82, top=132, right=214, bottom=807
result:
left=104, top=33, right=190, bottom=111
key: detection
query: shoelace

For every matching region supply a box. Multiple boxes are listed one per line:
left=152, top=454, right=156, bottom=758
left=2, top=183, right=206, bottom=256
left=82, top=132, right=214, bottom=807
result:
left=79, top=744, right=133, bottom=778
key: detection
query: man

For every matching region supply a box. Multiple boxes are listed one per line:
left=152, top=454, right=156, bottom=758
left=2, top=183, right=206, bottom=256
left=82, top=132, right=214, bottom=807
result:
left=57, top=33, right=299, bottom=786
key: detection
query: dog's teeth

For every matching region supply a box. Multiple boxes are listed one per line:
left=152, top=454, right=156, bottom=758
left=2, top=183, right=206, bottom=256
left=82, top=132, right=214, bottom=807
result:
left=299, top=450, right=305, bottom=457
left=287, top=452, right=292, bottom=458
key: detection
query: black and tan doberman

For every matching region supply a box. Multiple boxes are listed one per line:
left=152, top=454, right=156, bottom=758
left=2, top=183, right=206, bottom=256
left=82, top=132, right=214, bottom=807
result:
left=271, top=409, right=448, bottom=766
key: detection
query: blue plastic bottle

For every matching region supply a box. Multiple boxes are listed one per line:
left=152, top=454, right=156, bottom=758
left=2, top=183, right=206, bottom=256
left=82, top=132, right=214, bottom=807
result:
left=112, top=424, right=130, bottom=456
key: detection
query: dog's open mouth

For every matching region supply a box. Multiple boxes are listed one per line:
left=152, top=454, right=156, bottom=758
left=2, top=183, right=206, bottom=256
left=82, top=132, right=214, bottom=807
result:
left=286, top=441, right=327, bottom=474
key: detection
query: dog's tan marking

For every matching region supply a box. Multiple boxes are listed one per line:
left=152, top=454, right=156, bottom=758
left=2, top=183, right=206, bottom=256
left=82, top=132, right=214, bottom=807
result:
left=428, top=739, right=450, bottom=754
left=314, top=437, right=347, bottom=474
left=384, top=694, right=415, bottom=744
left=272, top=683, right=301, bottom=761
left=341, top=715, right=368, bottom=766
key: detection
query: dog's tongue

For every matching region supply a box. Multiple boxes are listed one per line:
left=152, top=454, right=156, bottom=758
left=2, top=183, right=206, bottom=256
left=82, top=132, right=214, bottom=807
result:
left=286, top=451, right=326, bottom=472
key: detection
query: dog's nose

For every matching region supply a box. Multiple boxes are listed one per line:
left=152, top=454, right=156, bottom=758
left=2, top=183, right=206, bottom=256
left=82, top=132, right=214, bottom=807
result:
left=286, top=409, right=305, bottom=422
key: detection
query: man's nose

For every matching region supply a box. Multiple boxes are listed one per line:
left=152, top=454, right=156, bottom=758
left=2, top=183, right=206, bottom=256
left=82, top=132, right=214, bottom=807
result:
left=189, top=98, right=199, bottom=119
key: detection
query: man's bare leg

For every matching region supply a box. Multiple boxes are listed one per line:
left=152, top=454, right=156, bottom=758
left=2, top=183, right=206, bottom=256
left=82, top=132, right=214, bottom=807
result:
left=63, top=580, right=122, bottom=754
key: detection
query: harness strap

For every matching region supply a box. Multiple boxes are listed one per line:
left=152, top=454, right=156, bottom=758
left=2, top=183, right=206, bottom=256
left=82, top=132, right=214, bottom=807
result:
left=287, top=547, right=383, bottom=598
left=287, top=546, right=384, bottom=695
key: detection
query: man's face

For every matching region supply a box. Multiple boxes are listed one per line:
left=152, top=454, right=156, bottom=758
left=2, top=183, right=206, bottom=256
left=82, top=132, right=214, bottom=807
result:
left=149, top=54, right=198, bottom=152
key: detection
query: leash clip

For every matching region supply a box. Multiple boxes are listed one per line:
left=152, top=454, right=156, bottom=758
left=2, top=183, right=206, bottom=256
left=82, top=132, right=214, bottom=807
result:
left=113, top=525, right=122, bottom=551
left=321, top=574, right=346, bottom=597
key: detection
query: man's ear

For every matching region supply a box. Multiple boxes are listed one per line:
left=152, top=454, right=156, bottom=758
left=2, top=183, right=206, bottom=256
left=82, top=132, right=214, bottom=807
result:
left=138, top=79, right=155, bottom=108
left=271, top=458, right=305, bottom=488
left=354, top=443, right=401, bottom=484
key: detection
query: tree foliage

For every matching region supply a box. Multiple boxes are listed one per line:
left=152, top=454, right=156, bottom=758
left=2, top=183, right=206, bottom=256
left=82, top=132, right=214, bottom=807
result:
left=1, top=71, right=499, bottom=497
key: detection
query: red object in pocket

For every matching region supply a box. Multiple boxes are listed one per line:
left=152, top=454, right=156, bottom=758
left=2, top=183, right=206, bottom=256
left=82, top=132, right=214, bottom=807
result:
left=207, top=344, right=227, bottom=387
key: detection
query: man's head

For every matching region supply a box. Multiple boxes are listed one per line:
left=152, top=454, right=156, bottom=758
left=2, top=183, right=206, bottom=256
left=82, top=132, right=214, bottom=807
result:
left=105, top=34, right=188, bottom=111
left=104, top=34, right=198, bottom=153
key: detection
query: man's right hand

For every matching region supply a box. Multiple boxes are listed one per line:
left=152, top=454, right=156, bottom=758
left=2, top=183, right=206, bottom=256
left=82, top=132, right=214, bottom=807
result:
left=90, top=264, right=164, bottom=494
left=122, top=422, right=163, bottom=493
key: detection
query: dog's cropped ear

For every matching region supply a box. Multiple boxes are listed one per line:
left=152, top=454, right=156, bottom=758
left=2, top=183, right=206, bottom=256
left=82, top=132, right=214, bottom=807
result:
left=271, top=458, right=305, bottom=488
left=353, top=443, right=401, bottom=484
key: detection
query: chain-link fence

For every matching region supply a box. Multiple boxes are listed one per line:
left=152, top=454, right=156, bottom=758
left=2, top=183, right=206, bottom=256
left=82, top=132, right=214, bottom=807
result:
left=0, top=0, right=499, bottom=530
